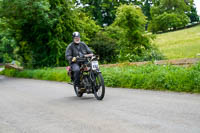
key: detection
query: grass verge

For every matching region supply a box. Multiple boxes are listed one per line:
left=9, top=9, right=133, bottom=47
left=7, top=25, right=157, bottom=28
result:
left=1, top=63, right=200, bottom=93
left=0, top=68, right=71, bottom=82
left=101, top=63, right=200, bottom=93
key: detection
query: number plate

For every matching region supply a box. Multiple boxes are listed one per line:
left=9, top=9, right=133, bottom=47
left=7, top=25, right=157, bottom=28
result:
left=91, top=61, right=99, bottom=70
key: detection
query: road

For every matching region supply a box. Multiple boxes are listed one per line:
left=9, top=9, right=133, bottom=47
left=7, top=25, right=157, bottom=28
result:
left=0, top=76, right=200, bottom=133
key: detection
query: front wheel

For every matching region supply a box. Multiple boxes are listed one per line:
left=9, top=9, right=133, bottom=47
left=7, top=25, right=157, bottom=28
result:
left=93, top=73, right=105, bottom=100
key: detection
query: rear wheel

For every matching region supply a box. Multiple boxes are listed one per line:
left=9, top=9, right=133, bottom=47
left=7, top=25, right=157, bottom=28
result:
left=74, top=84, right=83, bottom=97
left=93, top=73, right=105, bottom=100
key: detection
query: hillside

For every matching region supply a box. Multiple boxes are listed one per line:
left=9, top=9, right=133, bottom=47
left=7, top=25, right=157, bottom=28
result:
left=154, top=25, right=200, bottom=59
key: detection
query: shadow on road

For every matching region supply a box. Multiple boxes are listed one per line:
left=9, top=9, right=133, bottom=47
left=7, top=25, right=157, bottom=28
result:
left=53, top=96, right=98, bottom=104
left=65, top=96, right=95, bottom=101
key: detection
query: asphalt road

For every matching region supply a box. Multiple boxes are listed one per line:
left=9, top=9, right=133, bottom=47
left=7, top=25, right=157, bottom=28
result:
left=0, top=76, right=200, bottom=133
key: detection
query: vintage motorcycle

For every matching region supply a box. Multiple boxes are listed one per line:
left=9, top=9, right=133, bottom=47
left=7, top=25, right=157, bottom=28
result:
left=67, top=54, right=105, bottom=100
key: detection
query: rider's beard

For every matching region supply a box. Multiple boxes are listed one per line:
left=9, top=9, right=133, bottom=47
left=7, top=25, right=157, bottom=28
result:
left=74, top=38, right=80, bottom=44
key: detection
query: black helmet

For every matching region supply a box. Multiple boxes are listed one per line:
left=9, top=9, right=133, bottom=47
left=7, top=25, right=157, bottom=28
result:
left=72, top=32, right=80, bottom=38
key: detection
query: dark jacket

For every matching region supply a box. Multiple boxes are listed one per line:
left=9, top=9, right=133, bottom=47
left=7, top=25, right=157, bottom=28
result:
left=65, top=42, right=92, bottom=64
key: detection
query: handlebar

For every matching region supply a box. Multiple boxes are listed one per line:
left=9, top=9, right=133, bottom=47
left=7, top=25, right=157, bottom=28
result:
left=84, top=54, right=93, bottom=58
left=75, top=54, right=98, bottom=62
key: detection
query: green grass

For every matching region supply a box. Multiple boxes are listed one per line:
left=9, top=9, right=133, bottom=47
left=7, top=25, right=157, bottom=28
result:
left=1, top=63, right=200, bottom=93
left=101, top=64, right=200, bottom=93
left=0, top=68, right=70, bottom=82
left=154, top=25, right=200, bottom=59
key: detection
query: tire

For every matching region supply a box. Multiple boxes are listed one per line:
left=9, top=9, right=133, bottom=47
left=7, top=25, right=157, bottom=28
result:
left=93, top=73, right=105, bottom=100
left=74, top=84, right=83, bottom=97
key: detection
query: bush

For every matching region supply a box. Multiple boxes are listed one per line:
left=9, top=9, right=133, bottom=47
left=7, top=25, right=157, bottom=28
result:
left=89, top=31, right=118, bottom=63
left=117, top=44, right=165, bottom=62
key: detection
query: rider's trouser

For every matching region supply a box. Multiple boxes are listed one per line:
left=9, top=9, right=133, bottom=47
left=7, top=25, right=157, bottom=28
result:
left=71, top=63, right=80, bottom=86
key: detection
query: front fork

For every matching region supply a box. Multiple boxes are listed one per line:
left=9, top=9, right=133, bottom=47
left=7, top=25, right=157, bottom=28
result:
left=90, top=70, right=101, bottom=91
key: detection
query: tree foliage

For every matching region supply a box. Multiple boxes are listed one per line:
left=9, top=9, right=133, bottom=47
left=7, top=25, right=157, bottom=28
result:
left=187, top=4, right=199, bottom=23
left=2, top=0, right=189, bottom=66
left=142, top=0, right=152, bottom=20
left=0, top=17, right=18, bottom=63
left=105, top=4, right=163, bottom=62
left=149, top=0, right=192, bottom=33
left=76, top=0, right=145, bottom=26
left=112, top=5, right=148, bottom=56
left=149, top=12, right=190, bottom=33
left=0, top=0, right=100, bottom=68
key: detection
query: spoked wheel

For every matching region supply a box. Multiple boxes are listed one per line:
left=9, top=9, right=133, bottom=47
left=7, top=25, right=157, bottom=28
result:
left=93, top=73, right=105, bottom=100
left=74, top=84, right=83, bottom=97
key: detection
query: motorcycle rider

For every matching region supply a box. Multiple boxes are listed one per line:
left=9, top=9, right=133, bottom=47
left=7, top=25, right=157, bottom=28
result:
left=65, top=32, right=93, bottom=88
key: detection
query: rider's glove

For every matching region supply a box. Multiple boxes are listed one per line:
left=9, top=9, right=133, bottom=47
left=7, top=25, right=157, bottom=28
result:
left=72, top=57, right=77, bottom=62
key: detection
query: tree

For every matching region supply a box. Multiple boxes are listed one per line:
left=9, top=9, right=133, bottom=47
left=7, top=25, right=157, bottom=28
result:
left=187, top=4, right=199, bottom=23
left=142, top=0, right=152, bottom=20
left=106, top=4, right=160, bottom=62
left=76, top=0, right=145, bottom=26
left=149, top=0, right=191, bottom=33
left=0, top=0, right=100, bottom=68
left=0, top=17, right=18, bottom=63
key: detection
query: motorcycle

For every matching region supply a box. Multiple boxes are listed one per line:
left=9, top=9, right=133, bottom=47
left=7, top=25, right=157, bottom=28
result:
left=66, top=54, right=105, bottom=100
